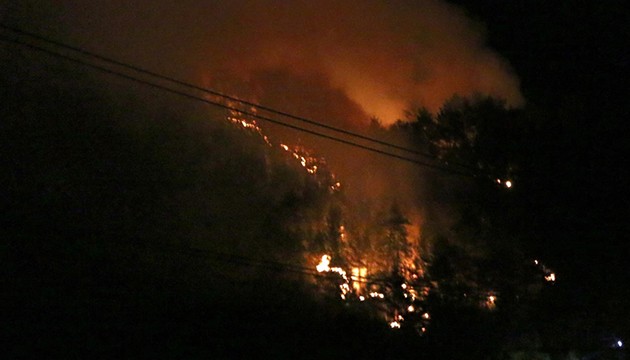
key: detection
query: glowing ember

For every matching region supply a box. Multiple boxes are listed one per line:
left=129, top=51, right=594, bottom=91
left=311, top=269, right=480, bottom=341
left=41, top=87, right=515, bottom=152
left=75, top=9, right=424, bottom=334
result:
left=330, top=182, right=342, bottom=192
left=316, top=255, right=331, bottom=273
left=496, top=178, right=513, bottom=188
left=407, top=305, right=415, bottom=312
left=535, top=259, right=557, bottom=283
left=227, top=116, right=272, bottom=146
left=389, top=321, right=401, bottom=329
left=370, top=292, right=385, bottom=299
left=422, top=312, right=430, bottom=320
left=485, top=294, right=497, bottom=309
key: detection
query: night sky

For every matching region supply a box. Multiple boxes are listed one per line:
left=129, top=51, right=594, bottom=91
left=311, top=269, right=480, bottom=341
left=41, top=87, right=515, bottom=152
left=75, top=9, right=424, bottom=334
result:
left=455, top=0, right=630, bottom=341
left=455, top=0, right=629, bottom=304
left=2, top=0, right=629, bottom=358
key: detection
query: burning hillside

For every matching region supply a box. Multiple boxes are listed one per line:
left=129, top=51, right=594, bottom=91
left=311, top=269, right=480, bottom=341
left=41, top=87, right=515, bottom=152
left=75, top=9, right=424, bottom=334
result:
left=1, top=26, right=562, bottom=356
left=222, top=108, right=554, bottom=333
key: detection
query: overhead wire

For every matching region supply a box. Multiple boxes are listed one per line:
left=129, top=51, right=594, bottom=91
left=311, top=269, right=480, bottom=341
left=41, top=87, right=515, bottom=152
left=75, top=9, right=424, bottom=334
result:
left=0, top=23, right=482, bottom=177
left=0, top=25, right=511, bottom=290
left=179, top=246, right=404, bottom=287
left=0, top=24, right=455, bottom=162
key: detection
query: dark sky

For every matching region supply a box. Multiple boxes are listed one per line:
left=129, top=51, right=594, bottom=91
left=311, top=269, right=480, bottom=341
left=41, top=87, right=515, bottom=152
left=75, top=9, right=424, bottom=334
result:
left=450, top=0, right=630, bottom=333
left=457, top=0, right=629, bottom=258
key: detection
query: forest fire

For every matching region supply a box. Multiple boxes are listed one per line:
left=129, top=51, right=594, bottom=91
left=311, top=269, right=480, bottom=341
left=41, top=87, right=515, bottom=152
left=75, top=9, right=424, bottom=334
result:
left=228, top=114, right=340, bottom=191
left=3, top=0, right=618, bottom=356
left=313, top=250, right=431, bottom=331
left=220, top=97, right=562, bottom=336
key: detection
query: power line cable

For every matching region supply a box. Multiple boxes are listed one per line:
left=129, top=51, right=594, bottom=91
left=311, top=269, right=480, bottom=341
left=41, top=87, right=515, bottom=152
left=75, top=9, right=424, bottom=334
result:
left=180, top=247, right=405, bottom=286
left=0, top=32, right=478, bottom=177
left=0, top=24, right=431, bottom=158
left=0, top=26, right=521, bottom=298
left=0, top=23, right=482, bottom=174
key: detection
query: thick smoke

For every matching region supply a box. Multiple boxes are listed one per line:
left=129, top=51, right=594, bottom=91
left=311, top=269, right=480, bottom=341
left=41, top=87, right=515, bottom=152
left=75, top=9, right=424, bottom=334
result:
left=2, top=0, right=523, bottom=234
left=3, top=0, right=523, bottom=126
left=203, top=0, right=525, bottom=124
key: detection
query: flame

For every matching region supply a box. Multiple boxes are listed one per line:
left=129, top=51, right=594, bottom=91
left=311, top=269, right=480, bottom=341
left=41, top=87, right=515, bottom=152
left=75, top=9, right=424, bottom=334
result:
left=535, top=258, right=557, bottom=283
left=369, top=292, right=385, bottom=299
left=279, top=143, right=329, bottom=177
left=227, top=116, right=271, bottom=146
left=330, top=182, right=342, bottom=192
left=351, top=267, right=367, bottom=293
left=496, top=178, right=513, bottom=188
left=484, top=294, right=497, bottom=309
left=315, top=254, right=351, bottom=300
left=389, top=321, right=401, bottom=329
left=316, top=255, right=331, bottom=273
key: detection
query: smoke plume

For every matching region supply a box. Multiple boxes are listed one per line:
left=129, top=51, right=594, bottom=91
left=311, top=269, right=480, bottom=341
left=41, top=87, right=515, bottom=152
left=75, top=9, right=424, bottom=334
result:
left=2, top=0, right=524, bottom=238
left=3, top=0, right=523, bottom=127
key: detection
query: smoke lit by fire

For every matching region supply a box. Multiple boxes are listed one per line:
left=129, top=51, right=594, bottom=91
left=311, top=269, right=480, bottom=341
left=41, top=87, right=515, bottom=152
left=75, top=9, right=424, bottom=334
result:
left=13, top=0, right=523, bottom=127
left=4, top=0, right=553, bottom=337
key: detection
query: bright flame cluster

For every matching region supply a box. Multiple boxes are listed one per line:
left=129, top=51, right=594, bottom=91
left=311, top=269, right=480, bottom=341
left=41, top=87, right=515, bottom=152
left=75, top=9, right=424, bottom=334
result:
left=392, top=281, right=431, bottom=332
left=316, top=255, right=351, bottom=299
left=315, top=255, right=430, bottom=333
left=370, top=292, right=385, bottom=299
left=227, top=116, right=272, bottom=146
left=496, top=178, right=513, bottom=188
left=279, top=144, right=342, bottom=192
left=485, top=294, right=497, bottom=309
left=389, top=321, right=401, bottom=329
left=280, top=144, right=320, bottom=175
left=227, top=114, right=341, bottom=192
left=534, top=259, right=557, bottom=283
